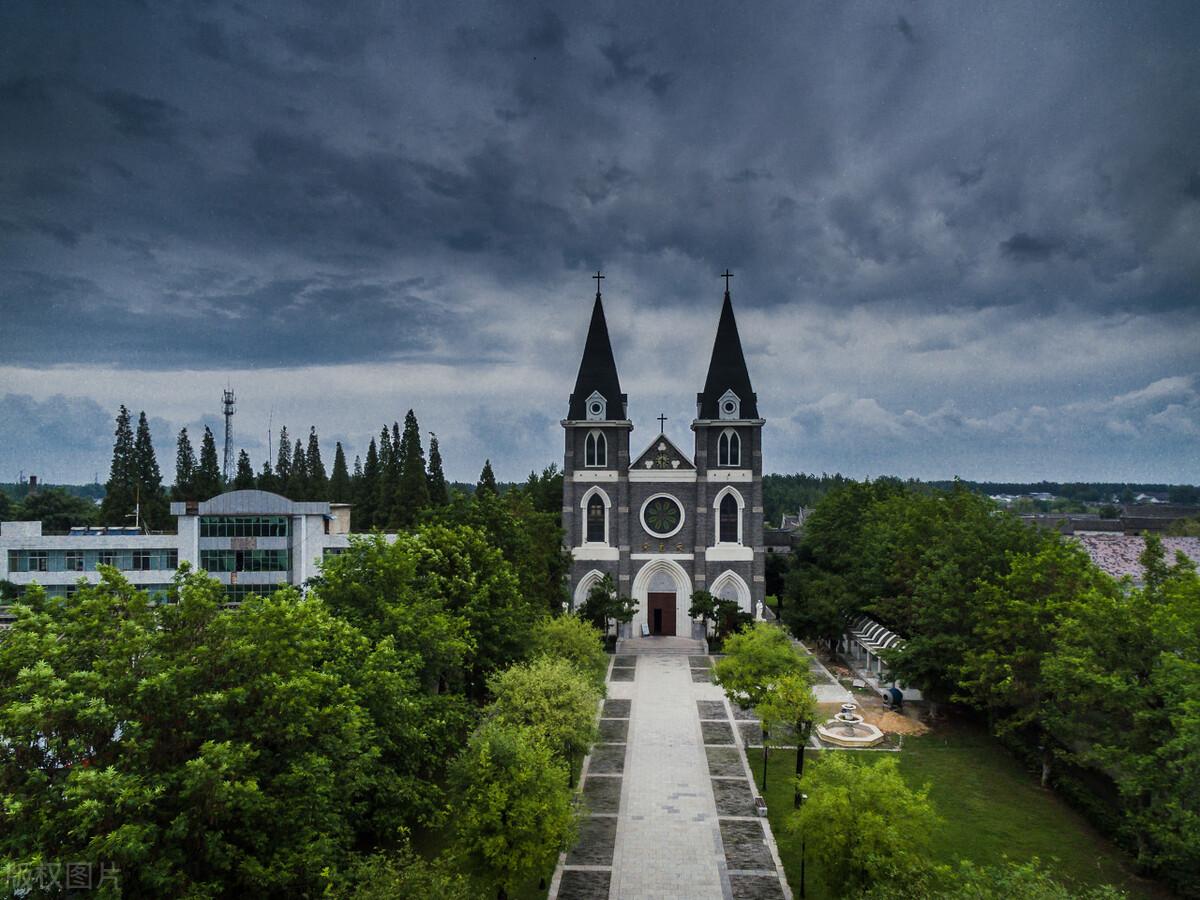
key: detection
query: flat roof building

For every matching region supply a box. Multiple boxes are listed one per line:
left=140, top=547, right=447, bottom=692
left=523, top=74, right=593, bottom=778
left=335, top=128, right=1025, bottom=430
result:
left=2, top=490, right=367, bottom=626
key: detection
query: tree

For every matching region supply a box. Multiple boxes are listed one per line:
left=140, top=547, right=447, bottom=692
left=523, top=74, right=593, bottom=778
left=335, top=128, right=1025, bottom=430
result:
left=193, top=426, right=223, bottom=499
left=427, top=433, right=449, bottom=506
left=14, top=488, right=97, bottom=532
left=331, top=846, right=472, bottom=900
left=132, top=411, right=170, bottom=530
left=286, top=438, right=307, bottom=499
left=357, top=437, right=380, bottom=529
left=173, top=427, right=197, bottom=500
left=0, top=568, right=447, bottom=897
left=528, top=614, right=609, bottom=692
left=233, top=449, right=256, bottom=490
left=257, top=458, right=279, bottom=494
left=712, top=622, right=807, bottom=710
left=275, top=425, right=292, bottom=487
left=884, top=858, right=1127, bottom=900
left=376, top=425, right=397, bottom=527
left=99, top=405, right=135, bottom=525
left=757, top=671, right=817, bottom=801
left=689, top=589, right=718, bottom=637
left=329, top=441, right=352, bottom=502
left=395, top=410, right=430, bottom=527
left=449, top=721, right=577, bottom=900
left=789, top=753, right=941, bottom=896
left=477, top=459, right=498, bottom=496
left=0, top=489, right=10, bottom=520
left=486, top=657, right=601, bottom=785
left=306, top=427, right=328, bottom=500
left=578, top=573, right=636, bottom=646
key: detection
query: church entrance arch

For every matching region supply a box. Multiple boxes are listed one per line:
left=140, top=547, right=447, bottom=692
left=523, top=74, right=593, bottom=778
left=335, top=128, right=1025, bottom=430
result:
left=631, top=558, right=692, bottom=637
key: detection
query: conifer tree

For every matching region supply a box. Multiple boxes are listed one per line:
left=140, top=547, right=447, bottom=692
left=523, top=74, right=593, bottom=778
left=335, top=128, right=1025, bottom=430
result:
left=357, top=438, right=380, bottom=529
left=100, top=406, right=136, bottom=525
left=133, top=411, right=170, bottom=530
left=329, top=441, right=351, bottom=501
left=306, top=427, right=328, bottom=499
left=257, top=458, right=279, bottom=494
left=275, top=426, right=292, bottom=487
left=376, top=425, right=396, bottom=527
left=427, top=432, right=449, bottom=506
left=233, top=450, right=256, bottom=490
left=172, top=427, right=197, bottom=501
left=194, top=427, right=223, bottom=499
left=352, top=454, right=362, bottom=479
left=477, top=459, right=498, bottom=496
left=395, top=410, right=430, bottom=527
left=392, top=421, right=403, bottom=473
left=287, top=439, right=307, bottom=499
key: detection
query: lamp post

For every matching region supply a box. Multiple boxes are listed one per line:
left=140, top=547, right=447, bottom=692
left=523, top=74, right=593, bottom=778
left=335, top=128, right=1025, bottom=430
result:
left=799, top=792, right=808, bottom=899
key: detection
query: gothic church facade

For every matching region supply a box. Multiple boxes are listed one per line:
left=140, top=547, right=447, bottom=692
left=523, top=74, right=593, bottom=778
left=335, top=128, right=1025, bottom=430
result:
left=562, top=282, right=765, bottom=638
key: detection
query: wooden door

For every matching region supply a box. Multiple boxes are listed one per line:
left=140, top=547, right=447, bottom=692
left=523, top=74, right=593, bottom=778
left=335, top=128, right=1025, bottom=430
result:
left=647, top=592, right=676, bottom=636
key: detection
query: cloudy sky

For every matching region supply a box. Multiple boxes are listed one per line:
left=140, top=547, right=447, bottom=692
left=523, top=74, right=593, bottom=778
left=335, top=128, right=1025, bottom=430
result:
left=2, top=1, right=1198, bottom=486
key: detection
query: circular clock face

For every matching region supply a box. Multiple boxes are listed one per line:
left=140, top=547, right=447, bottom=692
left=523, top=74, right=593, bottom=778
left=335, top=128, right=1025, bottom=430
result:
left=642, top=494, right=683, bottom=538
left=723, top=400, right=736, bottom=415
left=589, top=401, right=603, bottom=416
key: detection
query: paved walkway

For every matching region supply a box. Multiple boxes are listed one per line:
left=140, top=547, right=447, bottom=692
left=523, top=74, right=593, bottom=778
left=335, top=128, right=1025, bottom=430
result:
left=551, top=649, right=791, bottom=900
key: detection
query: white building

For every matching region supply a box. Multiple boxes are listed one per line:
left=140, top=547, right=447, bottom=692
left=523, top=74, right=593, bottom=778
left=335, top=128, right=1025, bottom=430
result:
left=1, top=490, right=359, bottom=624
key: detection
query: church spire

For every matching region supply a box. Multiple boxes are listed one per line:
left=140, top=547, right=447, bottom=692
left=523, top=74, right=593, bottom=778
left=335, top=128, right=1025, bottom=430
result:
left=568, top=277, right=626, bottom=420
left=697, top=279, right=759, bottom=419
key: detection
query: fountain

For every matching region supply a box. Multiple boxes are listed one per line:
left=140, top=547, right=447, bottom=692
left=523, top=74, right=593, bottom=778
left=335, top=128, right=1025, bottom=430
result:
left=815, top=702, right=884, bottom=748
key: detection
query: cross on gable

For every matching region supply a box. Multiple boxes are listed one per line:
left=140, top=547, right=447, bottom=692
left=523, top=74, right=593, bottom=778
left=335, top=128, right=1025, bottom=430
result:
left=721, top=269, right=734, bottom=292
left=657, top=412, right=668, bottom=433
left=592, top=270, right=604, bottom=294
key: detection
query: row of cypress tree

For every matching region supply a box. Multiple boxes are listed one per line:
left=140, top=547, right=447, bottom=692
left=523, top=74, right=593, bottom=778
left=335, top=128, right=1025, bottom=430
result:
left=102, top=406, right=501, bottom=532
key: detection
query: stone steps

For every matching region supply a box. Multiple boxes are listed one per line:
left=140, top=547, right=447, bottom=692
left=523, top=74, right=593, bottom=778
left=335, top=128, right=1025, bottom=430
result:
left=615, top=635, right=707, bottom=655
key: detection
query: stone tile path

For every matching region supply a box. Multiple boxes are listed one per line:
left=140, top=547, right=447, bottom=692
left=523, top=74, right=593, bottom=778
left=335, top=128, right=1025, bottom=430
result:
left=550, top=649, right=792, bottom=899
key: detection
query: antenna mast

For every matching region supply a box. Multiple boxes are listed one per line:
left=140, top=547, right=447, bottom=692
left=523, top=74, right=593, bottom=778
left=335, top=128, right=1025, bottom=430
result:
left=222, top=388, right=237, bottom=483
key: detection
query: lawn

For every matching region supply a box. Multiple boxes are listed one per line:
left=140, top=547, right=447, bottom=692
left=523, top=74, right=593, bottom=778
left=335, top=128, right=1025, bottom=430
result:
left=749, top=720, right=1169, bottom=899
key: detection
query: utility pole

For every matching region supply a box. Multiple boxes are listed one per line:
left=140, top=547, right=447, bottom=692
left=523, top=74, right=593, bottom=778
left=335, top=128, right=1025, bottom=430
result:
left=222, top=388, right=236, bottom=484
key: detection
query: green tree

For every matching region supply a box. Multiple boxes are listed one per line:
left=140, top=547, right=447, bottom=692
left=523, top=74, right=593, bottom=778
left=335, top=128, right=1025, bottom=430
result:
left=449, top=720, right=577, bottom=900
left=477, top=459, right=498, bottom=496
left=274, top=425, right=292, bottom=487
left=395, top=410, right=430, bottom=527
left=376, top=425, right=397, bottom=527
left=194, top=426, right=223, bottom=499
left=233, top=449, right=256, bottom=490
left=689, top=589, right=718, bottom=636
left=329, top=441, right=352, bottom=501
left=331, top=846, right=473, bottom=900
left=712, top=622, right=807, bottom=710
left=486, top=656, right=601, bottom=785
left=257, top=458, right=279, bottom=494
left=357, top=437, right=380, bottom=529
left=172, top=427, right=197, bottom=500
left=99, top=404, right=135, bottom=525
left=14, top=488, right=98, bottom=532
left=286, top=438, right=307, bottom=499
left=132, top=411, right=170, bottom=530
left=757, top=671, right=817, bottom=799
left=0, top=489, right=10, bottom=520
left=578, top=573, right=636, bottom=645
left=0, top=568, right=446, bottom=897
left=517, top=464, right=564, bottom=517
left=890, top=858, right=1126, bottom=900
left=528, top=614, right=608, bottom=692
left=427, top=432, right=449, bottom=506
left=306, top=427, right=328, bottom=500
left=789, top=753, right=941, bottom=896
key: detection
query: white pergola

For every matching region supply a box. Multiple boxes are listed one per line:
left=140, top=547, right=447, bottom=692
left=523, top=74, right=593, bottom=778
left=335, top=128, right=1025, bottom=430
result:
left=840, top=615, right=904, bottom=676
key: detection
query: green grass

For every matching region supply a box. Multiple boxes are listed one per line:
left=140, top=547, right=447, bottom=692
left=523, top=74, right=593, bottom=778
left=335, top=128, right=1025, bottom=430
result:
left=749, top=721, right=1169, bottom=899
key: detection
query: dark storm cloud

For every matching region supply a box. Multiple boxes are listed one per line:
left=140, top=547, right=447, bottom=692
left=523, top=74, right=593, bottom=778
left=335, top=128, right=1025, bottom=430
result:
left=1, top=0, right=1198, bottom=481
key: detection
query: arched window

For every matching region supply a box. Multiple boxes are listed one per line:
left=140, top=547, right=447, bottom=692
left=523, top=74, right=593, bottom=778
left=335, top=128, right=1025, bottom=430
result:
left=587, top=493, right=606, bottom=543
left=585, top=430, right=607, bottom=467
left=719, top=492, right=740, bottom=543
left=717, top=429, right=740, bottom=467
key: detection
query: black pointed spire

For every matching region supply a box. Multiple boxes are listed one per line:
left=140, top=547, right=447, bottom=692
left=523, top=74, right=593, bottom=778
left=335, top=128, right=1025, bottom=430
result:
left=697, top=285, right=758, bottom=419
left=568, top=285, right=626, bottom=420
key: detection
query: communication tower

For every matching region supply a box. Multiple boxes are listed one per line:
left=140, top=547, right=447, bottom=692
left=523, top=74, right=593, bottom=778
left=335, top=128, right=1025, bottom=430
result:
left=222, top=389, right=236, bottom=483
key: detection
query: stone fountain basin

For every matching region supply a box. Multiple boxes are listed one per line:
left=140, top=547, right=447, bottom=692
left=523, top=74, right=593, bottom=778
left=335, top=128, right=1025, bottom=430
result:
left=815, top=718, right=885, bottom=748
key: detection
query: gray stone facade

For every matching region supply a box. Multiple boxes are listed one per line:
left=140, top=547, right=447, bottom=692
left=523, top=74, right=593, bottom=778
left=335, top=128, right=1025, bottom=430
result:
left=562, top=289, right=765, bottom=637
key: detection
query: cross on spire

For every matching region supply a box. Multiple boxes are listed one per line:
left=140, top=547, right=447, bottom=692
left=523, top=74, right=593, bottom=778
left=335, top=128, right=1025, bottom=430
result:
left=657, top=412, right=668, bottom=433
left=592, top=270, right=604, bottom=296
left=721, top=269, right=734, bottom=293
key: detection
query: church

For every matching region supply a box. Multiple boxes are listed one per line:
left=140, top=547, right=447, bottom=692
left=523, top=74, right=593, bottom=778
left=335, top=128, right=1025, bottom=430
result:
left=562, top=276, right=766, bottom=638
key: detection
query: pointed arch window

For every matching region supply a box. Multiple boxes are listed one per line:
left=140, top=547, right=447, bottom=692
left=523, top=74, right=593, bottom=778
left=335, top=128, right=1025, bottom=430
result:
left=585, top=430, right=607, bottom=467
left=587, top=493, right=606, bottom=543
left=719, top=492, right=740, bottom=544
left=718, top=428, right=740, bottom=467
